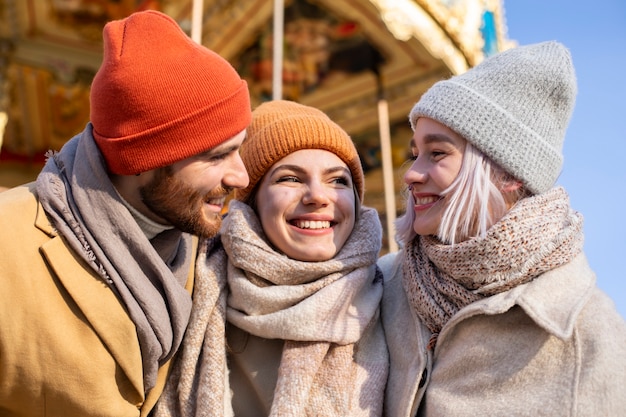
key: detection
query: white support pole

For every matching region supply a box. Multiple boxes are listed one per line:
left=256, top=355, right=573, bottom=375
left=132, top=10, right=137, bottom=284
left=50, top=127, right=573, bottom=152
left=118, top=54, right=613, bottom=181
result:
left=191, top=0, right=204, bottom=44
left=272, top=0, right=284, bottom=100
left=378, top=98, right=398, bottom=253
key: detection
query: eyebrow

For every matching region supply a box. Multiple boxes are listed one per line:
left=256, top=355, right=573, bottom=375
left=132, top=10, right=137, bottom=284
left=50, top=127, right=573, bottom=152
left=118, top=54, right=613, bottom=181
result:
left=271, top=164, right=351, bottom=177
left=198, top=143, right=240, bottom=158
left=424, top=133, right=458, bottom=145
left=410, top=133, right=458, bottom=148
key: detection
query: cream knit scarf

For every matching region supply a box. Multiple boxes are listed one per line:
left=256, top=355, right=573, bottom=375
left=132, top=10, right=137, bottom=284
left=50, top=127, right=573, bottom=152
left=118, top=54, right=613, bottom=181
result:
left=154, top=200, right=386, bottom=417
left=402, top=187, right=584, bottom=345
left=226, top=200, right=385, bottom=417
left=154, top=236, right=229, bottom=417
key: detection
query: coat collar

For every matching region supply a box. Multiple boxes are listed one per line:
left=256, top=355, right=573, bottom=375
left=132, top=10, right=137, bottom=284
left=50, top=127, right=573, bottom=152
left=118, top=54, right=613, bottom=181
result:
left=451, top=253, right=595, bottom=340
left=34, top=189, right=56, bottom=236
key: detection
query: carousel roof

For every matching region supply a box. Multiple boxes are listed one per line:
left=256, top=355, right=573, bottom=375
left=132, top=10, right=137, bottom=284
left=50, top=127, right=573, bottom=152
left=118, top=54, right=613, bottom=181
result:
left=0, top=0, right=513, bottom=249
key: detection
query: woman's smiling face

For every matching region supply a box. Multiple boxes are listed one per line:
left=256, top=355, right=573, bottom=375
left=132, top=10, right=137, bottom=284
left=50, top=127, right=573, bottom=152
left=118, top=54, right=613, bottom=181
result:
left=404, top=117, right=466, bottom=237
left=256, top=149, right=356, bottom=262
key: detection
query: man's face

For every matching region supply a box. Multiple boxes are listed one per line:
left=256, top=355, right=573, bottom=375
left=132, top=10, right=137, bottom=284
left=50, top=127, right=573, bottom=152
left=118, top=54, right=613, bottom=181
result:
left=140, top=131, right=249, bottom=238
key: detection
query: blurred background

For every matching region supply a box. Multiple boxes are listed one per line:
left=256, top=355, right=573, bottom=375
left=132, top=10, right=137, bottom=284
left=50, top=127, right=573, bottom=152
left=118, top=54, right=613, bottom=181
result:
left=505, top=0, right=626, bottom=319
left=0, top=0, right=623, bottom=317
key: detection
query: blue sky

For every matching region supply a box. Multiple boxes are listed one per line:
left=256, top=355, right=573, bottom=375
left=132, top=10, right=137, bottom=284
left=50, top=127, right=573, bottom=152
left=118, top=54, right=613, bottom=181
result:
left=504, top=0, right=626, bottom=318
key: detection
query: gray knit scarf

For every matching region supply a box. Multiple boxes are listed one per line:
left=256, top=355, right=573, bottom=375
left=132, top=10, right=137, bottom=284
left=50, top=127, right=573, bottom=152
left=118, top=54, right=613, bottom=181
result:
left=35, top=124, right=193, bottom=392
left=155, top=200, right=386, bottom=417
left=402, top=187, right=584, bottom=346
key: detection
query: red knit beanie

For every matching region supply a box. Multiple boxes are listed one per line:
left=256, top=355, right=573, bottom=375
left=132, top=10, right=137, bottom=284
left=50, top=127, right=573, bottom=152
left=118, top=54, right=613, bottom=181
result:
left=90, top=10, right=251, bottom=175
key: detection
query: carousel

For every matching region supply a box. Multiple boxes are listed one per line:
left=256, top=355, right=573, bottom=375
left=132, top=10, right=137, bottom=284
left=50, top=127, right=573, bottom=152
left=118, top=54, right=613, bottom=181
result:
left=0, top=0, right=513, bottom=252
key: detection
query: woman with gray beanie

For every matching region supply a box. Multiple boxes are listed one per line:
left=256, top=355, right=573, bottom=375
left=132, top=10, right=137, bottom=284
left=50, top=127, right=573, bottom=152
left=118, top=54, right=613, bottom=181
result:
left=379, top=41, right=626, bottom=416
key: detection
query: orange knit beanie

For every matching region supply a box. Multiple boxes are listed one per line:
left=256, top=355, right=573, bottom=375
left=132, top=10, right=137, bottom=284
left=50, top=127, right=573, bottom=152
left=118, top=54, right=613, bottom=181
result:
left=90, top=10, right=251, bottom=175
left=234, top=100, right=364, bottom=203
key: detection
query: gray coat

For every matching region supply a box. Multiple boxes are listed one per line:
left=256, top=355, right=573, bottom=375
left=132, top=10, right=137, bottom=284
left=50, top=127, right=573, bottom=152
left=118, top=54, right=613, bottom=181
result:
left=379, top=251, right=626, bottom=416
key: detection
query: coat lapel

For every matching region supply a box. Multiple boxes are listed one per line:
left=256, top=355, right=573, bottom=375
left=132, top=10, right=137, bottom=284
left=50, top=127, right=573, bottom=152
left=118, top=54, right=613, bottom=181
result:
left=39, top=231, right=144, bottom=400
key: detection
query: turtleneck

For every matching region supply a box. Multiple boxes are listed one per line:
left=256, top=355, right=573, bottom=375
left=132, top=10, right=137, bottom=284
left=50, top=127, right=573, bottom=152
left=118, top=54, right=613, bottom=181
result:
left=118, top=193, right=174, bottom=240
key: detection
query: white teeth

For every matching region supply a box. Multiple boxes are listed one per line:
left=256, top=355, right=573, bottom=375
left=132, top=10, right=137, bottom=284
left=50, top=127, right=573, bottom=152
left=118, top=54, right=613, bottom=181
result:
left=294, top=220, right=331, bottom=229
left=414, top=196, right=439, bottom=205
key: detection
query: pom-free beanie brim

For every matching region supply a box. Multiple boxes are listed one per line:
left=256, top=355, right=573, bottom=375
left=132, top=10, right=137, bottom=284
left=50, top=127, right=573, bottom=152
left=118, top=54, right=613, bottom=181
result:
left=93, top=83, right=250, bottom=175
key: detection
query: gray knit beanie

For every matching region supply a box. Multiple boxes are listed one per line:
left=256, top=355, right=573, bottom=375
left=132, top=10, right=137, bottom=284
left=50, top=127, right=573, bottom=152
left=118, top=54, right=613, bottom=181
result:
left=409, top=41, right=577, bottom=194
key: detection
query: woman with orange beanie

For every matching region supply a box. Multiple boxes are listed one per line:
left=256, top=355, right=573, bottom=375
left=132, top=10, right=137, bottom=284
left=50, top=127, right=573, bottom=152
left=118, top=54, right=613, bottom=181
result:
left=155, top=100, right=388, bottom=417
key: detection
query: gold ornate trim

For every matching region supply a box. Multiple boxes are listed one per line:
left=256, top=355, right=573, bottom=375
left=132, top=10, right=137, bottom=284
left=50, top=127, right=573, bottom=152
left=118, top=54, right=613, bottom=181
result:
left=368, top=0, right=512, bottom=74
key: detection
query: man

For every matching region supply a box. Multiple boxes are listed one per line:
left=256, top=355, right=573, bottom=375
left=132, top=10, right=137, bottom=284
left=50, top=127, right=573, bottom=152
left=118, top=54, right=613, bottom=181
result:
left=0, top=10, right=250, bottom=416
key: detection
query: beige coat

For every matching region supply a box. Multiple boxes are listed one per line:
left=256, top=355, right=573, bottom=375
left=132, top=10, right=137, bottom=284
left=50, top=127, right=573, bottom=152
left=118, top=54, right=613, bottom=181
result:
left=0, top=184, right=194, bottom=417
left=379, top=250, right=626, bottom=417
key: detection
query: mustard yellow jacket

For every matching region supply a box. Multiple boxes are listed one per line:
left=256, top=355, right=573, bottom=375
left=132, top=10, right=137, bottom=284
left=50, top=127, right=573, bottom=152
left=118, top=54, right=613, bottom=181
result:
left=0, top=184, right=194, bottom=416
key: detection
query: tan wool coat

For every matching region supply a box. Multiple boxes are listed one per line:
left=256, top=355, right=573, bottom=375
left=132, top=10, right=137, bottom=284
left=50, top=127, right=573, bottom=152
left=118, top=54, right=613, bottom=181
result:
left=379, top=250, right=626, bottom=417
left=0, top=184, right=194, bottom=417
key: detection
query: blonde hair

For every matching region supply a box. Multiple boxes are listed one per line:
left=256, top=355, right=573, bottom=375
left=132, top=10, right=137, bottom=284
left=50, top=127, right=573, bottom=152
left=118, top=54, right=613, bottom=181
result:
left=395, top=142, right=529, bottom=246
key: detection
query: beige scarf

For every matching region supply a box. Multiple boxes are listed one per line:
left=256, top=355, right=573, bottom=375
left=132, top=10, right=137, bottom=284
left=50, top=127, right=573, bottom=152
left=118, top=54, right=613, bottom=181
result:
left=225, top=200, right=386, bottom=417
left=154, top=201, right=387, bottom=416
left=402, top=187, right=584, bottom=346
left=153, top=236, right=229, bottom=417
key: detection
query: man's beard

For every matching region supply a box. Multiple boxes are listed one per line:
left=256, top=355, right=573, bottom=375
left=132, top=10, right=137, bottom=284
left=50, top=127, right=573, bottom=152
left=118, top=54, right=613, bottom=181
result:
left=140, top=166, right=230, bottom=238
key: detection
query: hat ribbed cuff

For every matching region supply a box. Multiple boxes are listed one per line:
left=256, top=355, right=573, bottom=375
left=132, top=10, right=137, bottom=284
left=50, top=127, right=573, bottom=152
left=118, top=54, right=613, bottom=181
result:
left=94, top=81, right=250, bottom=175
